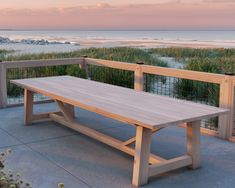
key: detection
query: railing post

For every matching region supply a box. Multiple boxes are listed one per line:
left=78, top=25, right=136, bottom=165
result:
left=0, top=61, right=7, bottom=108
left=80, top=55, right=90, bottom=79
left=134, top=62, right=144, bottom=91
left=80, top=55, right=87, bottom=69
left=218, top=74, right=234, bottom=139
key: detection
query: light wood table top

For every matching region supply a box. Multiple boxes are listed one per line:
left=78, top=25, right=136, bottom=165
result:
left=12, top=76, right=228, bottom=129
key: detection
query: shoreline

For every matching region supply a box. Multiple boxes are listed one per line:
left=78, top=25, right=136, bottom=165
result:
left=0, top=31, right=235, bottom=55
left=1, top=40, right=235, bottom=55
left=1, top=29, right=235, bottom=54
left=1, top=35, right=235, bottom=55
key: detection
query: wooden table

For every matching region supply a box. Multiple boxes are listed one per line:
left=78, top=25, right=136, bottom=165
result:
left=12, top=76, right=228, bottom=186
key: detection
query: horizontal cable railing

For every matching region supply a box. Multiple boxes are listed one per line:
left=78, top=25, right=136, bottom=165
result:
left=0, top=57, right=234, bottom=140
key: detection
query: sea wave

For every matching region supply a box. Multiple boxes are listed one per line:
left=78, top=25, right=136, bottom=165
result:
left=0, top=36, right=72, bottom=45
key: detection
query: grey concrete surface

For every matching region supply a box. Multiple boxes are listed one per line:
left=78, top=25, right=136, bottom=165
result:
left=0, top=103, right=235, bottom=188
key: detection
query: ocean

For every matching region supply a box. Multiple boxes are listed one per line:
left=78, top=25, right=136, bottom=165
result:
left=0, top=30, right=235, bottom=54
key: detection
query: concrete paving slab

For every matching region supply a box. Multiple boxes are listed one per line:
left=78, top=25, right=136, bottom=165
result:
left=0, top=118, right=76, bottom=144
left=29, top=125, right=235, bottom=188
left=28, top=134, right=134, bottom=188
left=0, top=129, right=21, bottom=148
left=0, top=145, right=91, bottom=188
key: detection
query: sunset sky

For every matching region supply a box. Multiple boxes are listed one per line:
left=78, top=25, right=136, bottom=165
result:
left=1, top=0, right=235, bottom=29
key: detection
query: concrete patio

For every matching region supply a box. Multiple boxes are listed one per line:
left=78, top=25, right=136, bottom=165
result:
left=0, top=103, right=235, bottom=188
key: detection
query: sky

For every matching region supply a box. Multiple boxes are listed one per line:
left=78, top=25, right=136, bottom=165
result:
left=0, top=0, right=235, bottom=30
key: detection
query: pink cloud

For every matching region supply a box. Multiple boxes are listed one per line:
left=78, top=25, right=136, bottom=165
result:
left=0, top=2, right=234, bottom=29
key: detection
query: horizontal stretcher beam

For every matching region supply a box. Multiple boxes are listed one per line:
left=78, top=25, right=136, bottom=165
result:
left=148, top=155, right=192, bottom=177
left=49, top=113, right=166, bottom=164
left=32, top=111, right=62, bottom=121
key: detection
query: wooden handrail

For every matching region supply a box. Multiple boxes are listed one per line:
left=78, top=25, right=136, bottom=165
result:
left=141, top=65, right=225, bottom=84
left=1, top=57, right=234, bottom=85
left=2, top=58, right=83, bottom=69
left=85, top=58, right=137, bottom=71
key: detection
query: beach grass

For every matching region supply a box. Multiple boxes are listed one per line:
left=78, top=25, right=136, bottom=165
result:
left=149, top=48, right=235, bottom=60
left=0, top=49, right=12, bottom=54
left=5, top=47, right=167, bottom=97
left=0, top=49, right=14, bottom=59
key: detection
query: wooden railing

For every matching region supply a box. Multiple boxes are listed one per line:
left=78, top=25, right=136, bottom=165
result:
left=0, top=57, right=234, bottom=141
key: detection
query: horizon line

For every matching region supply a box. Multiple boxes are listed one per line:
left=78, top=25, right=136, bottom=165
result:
left=1, top=28, right=235, bottom=31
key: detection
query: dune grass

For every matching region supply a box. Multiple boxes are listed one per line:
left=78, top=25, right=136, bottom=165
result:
left=149, top=48, right=235, bottom=106
left=0, top=49, right=12, bottom=54
left=0, top=49, right=14, bottom=59
left=3, top=47, right=165, bottom=65
left=149, top=48, right=235, bottom=60
left=5, top=47, right=167, bottom=97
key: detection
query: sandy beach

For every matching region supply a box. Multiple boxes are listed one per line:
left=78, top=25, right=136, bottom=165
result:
left=1, top=30, right=235, bottom=54
left=1, top=38, right=235, bottom=55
